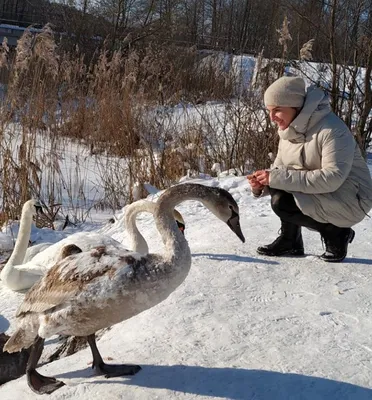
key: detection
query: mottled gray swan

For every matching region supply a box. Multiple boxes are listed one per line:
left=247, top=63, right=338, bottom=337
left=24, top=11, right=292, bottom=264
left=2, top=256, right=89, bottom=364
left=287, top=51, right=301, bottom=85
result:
left=5, top=183, right=244, bottom=394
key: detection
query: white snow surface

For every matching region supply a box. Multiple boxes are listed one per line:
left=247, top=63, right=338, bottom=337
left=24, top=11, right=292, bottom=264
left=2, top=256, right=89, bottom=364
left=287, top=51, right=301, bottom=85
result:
left=0, top=175, right=372, bottom=399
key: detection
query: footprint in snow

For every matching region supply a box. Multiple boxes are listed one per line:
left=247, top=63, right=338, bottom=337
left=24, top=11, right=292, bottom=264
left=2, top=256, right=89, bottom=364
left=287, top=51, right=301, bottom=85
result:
left=319, top=311, right=332, bottom=316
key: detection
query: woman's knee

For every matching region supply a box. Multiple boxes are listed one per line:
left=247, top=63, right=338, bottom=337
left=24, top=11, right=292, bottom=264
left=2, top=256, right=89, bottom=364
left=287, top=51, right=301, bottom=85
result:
left=271, top=192, right=283, bottom=214
left=270, top=189, right=293, bottom=215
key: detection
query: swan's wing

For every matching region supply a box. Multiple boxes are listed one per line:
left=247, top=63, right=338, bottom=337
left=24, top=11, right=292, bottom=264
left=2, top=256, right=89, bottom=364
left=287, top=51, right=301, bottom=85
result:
left=15, top=261, right=45, bottom=275
left=16, top=246, right=142, bottom=317
left=23, top=242, right=54, bottom=263
left=23, top=232, right=128, bottom=274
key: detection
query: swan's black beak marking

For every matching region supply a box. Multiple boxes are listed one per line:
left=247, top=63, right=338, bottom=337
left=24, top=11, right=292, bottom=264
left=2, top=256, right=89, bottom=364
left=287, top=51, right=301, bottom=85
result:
left=34, top=205, right=44, bottom=215
left=176, top=221, right=185, bottom=235
left=227, top=210, right=245, bottom=243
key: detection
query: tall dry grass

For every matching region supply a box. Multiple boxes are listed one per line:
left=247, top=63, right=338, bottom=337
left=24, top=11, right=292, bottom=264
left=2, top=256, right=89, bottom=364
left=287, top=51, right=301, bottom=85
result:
left=0, top=25, right=275, bottom=223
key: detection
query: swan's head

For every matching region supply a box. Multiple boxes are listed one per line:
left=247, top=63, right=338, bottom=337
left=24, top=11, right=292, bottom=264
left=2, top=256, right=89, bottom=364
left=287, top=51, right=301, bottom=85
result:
left=23, top=199, right=44, bottom=217
left=205, top=187, right=245, bottom=243
left=173, top=209, right=186, bottom=235
left=59, top=244, right=83, bottom=261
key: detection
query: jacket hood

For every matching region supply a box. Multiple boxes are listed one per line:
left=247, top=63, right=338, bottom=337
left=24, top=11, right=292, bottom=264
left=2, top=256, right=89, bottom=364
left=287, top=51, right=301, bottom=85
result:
left=278, top=86, right=331, bottom=143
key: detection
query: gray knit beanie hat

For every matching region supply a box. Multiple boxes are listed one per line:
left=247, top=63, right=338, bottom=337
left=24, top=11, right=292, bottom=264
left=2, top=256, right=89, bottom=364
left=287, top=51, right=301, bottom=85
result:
left=264, top=76, right=306, bottom=108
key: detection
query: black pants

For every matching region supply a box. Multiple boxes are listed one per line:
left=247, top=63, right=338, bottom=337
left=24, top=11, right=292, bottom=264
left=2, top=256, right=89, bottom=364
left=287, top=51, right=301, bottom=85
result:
left=269, top=187, right=331, bottom=233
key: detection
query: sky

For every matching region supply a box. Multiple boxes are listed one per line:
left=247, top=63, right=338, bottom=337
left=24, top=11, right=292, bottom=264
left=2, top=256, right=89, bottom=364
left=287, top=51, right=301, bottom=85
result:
left=0, top=170, right=372, bottom=399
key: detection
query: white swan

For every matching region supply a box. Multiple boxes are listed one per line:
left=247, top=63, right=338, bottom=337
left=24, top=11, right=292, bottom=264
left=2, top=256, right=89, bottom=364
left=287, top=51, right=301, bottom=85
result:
left=0, top=200, right=45, bottom=291
left=4, top=183, right=244, bottom=394
left=124, top=199, right=185, bottom=255
left=1, top=199, right=186, bottom=292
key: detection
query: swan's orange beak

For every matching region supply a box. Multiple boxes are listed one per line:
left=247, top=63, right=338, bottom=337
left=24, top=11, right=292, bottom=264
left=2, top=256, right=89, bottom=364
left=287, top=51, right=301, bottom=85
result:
left=176, top=221, right=185, bottom=235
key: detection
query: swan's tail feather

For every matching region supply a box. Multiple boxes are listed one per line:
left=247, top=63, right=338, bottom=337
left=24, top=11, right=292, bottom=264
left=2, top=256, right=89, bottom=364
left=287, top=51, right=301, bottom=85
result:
left=4, top=328, right=34, bottom=353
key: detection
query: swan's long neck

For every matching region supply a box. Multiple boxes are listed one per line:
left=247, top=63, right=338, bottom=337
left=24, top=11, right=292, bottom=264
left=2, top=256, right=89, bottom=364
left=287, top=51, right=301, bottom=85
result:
left=0, top=207, right=34, bottom=288
left=6, top=211, right=34, bottom=267
left=154, top=184, right=211, bottom=264
left=124, top=200, right=155, bottom=254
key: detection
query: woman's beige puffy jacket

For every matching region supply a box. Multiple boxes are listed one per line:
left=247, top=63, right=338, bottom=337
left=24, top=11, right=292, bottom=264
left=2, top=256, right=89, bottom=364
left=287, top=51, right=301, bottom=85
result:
left=268, top=85, right=372, bottom=227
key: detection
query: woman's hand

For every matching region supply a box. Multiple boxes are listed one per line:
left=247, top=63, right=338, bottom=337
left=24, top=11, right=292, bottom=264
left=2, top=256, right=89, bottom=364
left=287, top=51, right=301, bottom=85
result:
left=254, top=170, right=270, bottom=186
left=247, top=173, right=264, bottom=196
left=247, top=173, right=263, bottom=189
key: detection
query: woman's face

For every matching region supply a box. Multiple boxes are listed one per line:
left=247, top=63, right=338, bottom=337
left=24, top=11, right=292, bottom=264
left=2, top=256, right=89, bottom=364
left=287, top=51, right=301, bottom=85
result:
left=267, top=106, right=298, bottom=130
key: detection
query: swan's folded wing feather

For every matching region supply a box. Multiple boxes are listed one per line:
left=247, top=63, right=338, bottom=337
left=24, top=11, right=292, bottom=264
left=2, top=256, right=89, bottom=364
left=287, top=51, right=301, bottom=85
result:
left=16, top=256, right=83, bottom=317
left=16, top=261, right=45, bottom=275
left=23, top=242, right=54, bottom=263
left=27, top=232, right=130, bottom=274
left=16, top=234, right=130, bottom=278
left=16, top=287, right=78, bottom=316
left=16, top=246, right=141, bottom=317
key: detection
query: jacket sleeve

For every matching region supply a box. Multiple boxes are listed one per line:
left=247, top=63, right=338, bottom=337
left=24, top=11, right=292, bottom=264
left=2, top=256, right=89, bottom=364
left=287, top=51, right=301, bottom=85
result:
left=269, top=128, right=355, bottom=194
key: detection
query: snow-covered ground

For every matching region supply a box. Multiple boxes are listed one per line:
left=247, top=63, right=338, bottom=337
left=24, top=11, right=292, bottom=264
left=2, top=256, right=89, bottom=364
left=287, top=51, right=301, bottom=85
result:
left=0, top=174, right=371, bottom=399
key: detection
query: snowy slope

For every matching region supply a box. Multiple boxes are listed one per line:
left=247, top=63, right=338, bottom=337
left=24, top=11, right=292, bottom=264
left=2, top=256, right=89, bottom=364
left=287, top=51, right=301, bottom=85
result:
left=0, top=176, right=371, bottom=399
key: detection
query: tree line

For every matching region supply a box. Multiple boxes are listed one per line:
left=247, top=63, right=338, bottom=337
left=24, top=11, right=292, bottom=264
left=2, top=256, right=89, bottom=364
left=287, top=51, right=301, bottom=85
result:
left=0, top=0, right=371, bottom=64
left=1, top=0, right=372, bottom=151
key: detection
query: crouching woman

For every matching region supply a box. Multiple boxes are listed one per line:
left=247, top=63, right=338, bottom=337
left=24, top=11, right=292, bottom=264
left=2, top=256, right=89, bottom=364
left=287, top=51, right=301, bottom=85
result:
left=248, top=76, right=372, bottom=262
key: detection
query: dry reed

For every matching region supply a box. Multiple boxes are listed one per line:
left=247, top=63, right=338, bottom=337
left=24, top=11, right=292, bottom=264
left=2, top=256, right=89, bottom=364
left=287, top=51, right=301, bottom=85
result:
left=0, top=25, right=275, bottom=224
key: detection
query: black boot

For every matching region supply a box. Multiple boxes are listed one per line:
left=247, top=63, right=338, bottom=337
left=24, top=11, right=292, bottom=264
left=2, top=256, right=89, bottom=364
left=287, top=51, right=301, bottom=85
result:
left=320, top=226, right=355, bottom=263
left=257, top=221, right=304, bottom=256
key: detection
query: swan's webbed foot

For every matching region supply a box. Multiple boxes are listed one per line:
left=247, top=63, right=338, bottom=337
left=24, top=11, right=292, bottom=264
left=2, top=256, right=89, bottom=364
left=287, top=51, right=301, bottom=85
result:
left=87, top=333, right=141, bottom=378
left=94, top=362, right=142, bottom=378
left=27, top=369, right=65, bottom=394
left=26, top=335, right=65, bottom=394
